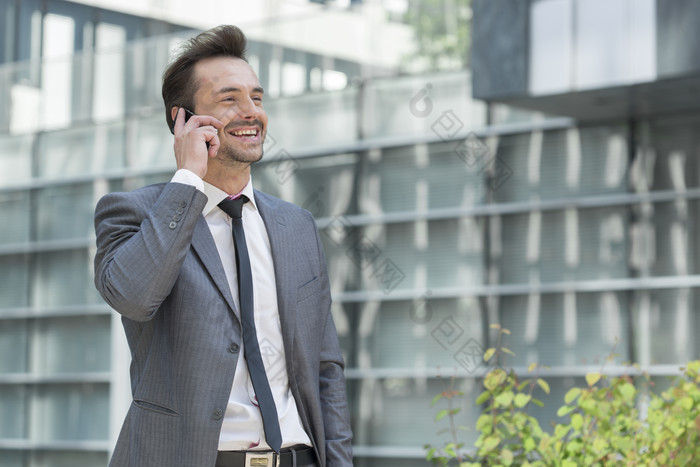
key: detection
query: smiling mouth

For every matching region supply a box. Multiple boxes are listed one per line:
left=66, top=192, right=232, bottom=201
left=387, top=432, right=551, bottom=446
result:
left=229, top=128, right=260, bottom=140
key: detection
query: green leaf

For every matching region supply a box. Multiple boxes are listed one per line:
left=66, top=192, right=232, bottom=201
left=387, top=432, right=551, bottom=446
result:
left=585, top=372, right=602, bottom=387
left=476, top=390, right=491, bottom=405
left=484, top=348, right=496, bottom=362
left=476, top=414, right=492, bottom=430
left=490, top=323, right=501, bottom=330
left=482, top=435, right=500, bottom=451
left=612, top=437, right=633, bottom=452
left=501, top=328, right=511, bottom=335
left=592, top=438, right=609, bottom=453
left=502, top=347, right=516, bottom=356
left=557, top=405, right=575, bottom=417
left=435, top=409, right=448, bottom=421
left=495, top=391, right=514, bottom=407
left=564, top=387, right=581, bottom=404
left=431, top=393, right=443, bottom=406
left=687, top=360, right=700, bottom=375
left=537, top=378, right=550, bottom=394
left=580, top=398, right=596, bottom=413
left=554, top=424, right=571, bottom=440
left=523, top=436, right=536, bottom=452
left=619, top=382, right=636, bottom=402
left=501, top=448, right=514, bottom=466
left=528, top=362, right=537, bottom=372
left=681, top=396, right=694, bottom=410
left=571, top=413, right=583, bottom=431
left=484, top=369, right=507, bottom=390
left=565, top=440, right=583, bottom=453
left=514, top=393, right=531, bottom=408
left=531, top=398, right=544, bottom=407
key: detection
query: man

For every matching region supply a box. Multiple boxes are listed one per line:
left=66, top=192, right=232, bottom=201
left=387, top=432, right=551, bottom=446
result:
left=93, top=25, right=353, bottom=467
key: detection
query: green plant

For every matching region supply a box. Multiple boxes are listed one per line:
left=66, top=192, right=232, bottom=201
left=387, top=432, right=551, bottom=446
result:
left=426, top=325, right=700, bottom=466
left=401, top=0, right=472, bottom=73
left=425, top=376, right=468, bottom=466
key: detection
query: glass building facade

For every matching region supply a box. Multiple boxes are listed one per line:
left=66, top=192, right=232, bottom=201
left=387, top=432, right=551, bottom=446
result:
left=2, top=0, right=700, bottom=466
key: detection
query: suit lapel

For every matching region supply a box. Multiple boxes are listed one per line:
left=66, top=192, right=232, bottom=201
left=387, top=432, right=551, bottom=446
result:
left=189, top=192, right=297, bottom=365
left=190, top=215, right=239, bottom=319
left=255, top=191, right=296, bottom=363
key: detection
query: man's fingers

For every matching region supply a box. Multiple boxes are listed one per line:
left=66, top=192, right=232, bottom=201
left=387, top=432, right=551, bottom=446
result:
left=204, top=126, right=220, bottom=157
left=207, top=134, right=220, bottom=158
left=174, top=110, right=223, bottom=136
left=187, top=114, right=224, bottom=131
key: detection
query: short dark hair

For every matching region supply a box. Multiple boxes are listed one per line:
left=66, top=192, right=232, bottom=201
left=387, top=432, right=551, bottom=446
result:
left=162, top=25, right=247, bottom=130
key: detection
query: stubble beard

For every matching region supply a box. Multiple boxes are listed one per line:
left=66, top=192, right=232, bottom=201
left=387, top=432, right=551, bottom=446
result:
left=217, top=140, right=264, bottom=169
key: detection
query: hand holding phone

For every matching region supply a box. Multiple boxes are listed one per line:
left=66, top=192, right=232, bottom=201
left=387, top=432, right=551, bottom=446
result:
left=171, top=108, right=209, bottom=149
left=171, top=108, right=223, bottom=179
left=169, top=108, right=195, bottom=135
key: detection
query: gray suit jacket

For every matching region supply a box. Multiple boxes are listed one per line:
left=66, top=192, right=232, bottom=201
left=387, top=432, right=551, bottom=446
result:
left=94, top=182, right=353, bottom=467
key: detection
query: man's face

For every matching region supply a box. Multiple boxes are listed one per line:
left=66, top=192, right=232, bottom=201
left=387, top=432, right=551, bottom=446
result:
left=192, top=56, right=268, bottom=166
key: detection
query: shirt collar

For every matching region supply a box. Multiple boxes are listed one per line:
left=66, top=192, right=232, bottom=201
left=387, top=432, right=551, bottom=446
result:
left=202, top=177, right=257, bottom=217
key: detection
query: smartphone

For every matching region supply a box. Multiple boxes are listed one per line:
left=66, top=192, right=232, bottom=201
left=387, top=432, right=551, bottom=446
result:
left=170, top=108, right=211, bottom=149
left=169, top=108, right=195, bottom=135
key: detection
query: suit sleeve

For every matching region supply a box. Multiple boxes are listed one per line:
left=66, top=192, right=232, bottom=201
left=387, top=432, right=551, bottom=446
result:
left=93, top=183, right=207, bottom=321
left=309, top=211, right=354, bottom=466
left=319, top=315, right=353, bottom=466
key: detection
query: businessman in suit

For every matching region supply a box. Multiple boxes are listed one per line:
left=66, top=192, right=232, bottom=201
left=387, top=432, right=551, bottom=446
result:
left=93, top=25, right=353, bottom=467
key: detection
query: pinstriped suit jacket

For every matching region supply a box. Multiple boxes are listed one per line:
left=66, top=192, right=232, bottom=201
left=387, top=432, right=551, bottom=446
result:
left=93, top=182, right=353, bottom=467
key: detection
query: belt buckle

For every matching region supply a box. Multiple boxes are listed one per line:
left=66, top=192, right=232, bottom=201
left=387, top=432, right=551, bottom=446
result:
left=244, top=452, right=278, bottom=467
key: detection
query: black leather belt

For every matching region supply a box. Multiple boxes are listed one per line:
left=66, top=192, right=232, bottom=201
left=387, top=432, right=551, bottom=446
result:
left=216, top=445, right=315, bottom=467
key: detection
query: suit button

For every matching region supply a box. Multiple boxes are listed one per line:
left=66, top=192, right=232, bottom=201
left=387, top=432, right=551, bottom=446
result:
left=212, top=408, right=223, bottom=420
left=179, top=201, right=187, bottom=208
left=169, top=221, right=177, bottom=229
left=228, top=343, right=240, bottom=353
left=172, top=214, right=182, bottom=222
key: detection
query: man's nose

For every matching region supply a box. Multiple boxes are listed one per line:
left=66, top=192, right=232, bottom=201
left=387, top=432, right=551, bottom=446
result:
left=236, top=97, right=258, bottom=119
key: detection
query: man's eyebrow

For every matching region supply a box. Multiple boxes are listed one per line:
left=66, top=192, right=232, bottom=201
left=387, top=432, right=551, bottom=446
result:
left=216, top=86, right=265, bottom=94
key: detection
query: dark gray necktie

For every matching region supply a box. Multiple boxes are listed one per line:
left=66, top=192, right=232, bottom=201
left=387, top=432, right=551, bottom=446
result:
left=218, top=195, right=282, bottom=453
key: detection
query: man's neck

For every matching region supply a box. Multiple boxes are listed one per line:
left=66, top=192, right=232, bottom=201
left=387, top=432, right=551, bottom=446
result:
left=203, top=166, right=251, bottom=196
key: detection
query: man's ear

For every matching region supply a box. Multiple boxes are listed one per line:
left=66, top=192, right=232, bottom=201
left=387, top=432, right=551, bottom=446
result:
left=171, top=106, right=180, bottom=122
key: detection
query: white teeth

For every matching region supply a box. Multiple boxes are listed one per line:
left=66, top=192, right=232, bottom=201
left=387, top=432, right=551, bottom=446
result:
left=232, top=129, right=257, bottom=136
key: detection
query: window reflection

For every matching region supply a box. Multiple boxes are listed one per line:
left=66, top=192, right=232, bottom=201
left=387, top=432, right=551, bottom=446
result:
left=31, top=250, right=99, bottom=307
left=529, top=0, right=656, bottom=93
left=35, top=183, right=94, bottom=241
left=500, top=292, right=629, bottom=367
left=0, top=386, right=27, bottom=438
left=41, top=14, right=74, bottom=129
left=33, top=316, right=111, bottom=375
left=0, top=254, right=29, bottom=309
left=93, top=23, right=126, bottom=122
left=31, top=384, right=109, bottom=442
left=0, top=134, right=32, bottom=185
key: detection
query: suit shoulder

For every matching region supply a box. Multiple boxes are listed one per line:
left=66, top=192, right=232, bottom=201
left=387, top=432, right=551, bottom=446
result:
left=253, top=189, right=313, bottom=219
left=98, top=183, right=167, bottom=207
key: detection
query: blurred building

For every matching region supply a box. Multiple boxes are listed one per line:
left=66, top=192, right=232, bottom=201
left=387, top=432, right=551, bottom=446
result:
left=470, top=0, right=700, bottom=439
left=1, top=0, right=698, bottom=466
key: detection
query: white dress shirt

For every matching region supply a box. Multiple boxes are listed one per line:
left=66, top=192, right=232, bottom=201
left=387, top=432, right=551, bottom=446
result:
left=171, top=169, right=312, bottom=451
